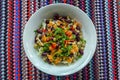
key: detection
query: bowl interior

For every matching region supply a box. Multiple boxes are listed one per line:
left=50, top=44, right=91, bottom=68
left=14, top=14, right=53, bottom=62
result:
left=23, top=3, right=97, bottom=76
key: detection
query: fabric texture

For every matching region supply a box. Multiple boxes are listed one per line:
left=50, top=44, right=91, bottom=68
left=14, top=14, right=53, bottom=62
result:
left=0, top=0, right=120, bottom=80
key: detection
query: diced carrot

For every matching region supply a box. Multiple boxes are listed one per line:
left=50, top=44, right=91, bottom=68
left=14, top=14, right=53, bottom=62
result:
left=41, top=35, right=47, bottom=42
left=61, top=26, right=65, bottom=29
left=64, top=40, right=74, bottom=45
left=47, top=21, right=54, bottom=27
left=53, top=24, right=57, bottom=28
left=47, top=54, right=53, bottom=62
left=67, top=57, right=73, bottom=63
left=49, top=46, right=54, bottom=51
left=54, top=58, right=61, bottom=64
left=70, top=49, right=75, bottom=53
left=70, top=44, right=79, bottom=53
left=64, top=40, right=69, bottom=47
left=73, top=44, right=79, bottom=52
left=69, top=35, right=73, bottom=39
left=65, top=30, right=72, bottom=37
left=51, top=43, right=57, bottom=49
left=47, top=54, right=53, bottom=60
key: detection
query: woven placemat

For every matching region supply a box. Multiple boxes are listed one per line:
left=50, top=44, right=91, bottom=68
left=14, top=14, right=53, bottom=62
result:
left=0, top=0, right=120, bottom=80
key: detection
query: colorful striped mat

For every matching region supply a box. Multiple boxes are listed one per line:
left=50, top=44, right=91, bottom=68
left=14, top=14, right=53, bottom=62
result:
left=0, top=0, right=120, bottom=80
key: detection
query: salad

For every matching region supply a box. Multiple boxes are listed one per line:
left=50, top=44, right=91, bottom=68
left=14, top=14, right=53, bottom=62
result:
left=34, top=14, right=86, bottom=65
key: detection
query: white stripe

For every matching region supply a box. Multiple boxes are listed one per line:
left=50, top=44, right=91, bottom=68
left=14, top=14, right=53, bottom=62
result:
left=21, top=0, right=28, bottom=79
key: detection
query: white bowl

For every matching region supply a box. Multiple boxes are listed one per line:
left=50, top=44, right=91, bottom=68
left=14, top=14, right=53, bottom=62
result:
left=23, top=3, right=97, bottom=76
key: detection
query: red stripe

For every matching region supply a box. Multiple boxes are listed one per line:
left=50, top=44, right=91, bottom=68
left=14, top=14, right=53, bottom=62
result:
left=108, top=0, right=118, bottom=80
left=27, top=0, right=31, bottom=19
left=73, top=73, right=77, bottom=80
left=34, top=0, right=36, bottom=12
left=7, top=0, right=14, bottom=80
left=64, top=0, right=67, bottom=3
left=28, top=61, right=33, bottom=80
left=51, top=76, right=55, bottom=80
left=33, top=1, right=37, bottom=79
left=66, top=76, right=69, bottom=80
left=27, top=1, right=34, bottom=80
left=70, top=0, right=73, bottom=4
left=50, top=0, right=52, bottom=4
left=85, top=66, right=89, bottom=80
left=80, top=0, right=85, bottom=12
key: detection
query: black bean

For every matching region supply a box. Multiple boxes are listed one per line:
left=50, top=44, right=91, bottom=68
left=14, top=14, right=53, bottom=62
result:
left=42, top=52, right=48, bottom=56
left=72, top=30, right=79, bottom=36
left=76, top=26, right=80, bottom=30
left=76, top=33, right=80, bottom=36
left=37, top=29, right=42, bottom=34
left=72, top=30, right=76, bottom=34
left=45, top=58, right=51, bottom=64
left=46, top=20, right=49, bottom=24
left=53, top=13, right=59, bottom=20
left=62, top=16, right=67, bottom=19
left=76, top=36, right=80, bottom=41
left=79, top=49, right=83, bottom=55
left=69, top=54, right=73, bottom=57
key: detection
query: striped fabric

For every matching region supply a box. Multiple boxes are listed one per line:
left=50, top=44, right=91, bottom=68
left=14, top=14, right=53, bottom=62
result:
left=0, top=0, right=120, bottom=80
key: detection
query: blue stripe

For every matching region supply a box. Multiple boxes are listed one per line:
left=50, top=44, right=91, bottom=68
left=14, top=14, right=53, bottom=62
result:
left=85, top=0, right=95, bottom=79
left=14, top=0, right=22, bottom=80
left=104, top=1, right=113, bottom=79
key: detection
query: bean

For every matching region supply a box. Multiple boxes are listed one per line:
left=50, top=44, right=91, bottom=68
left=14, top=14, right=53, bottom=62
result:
left=62, top=16, right=67, bottom=19
left=72, top=30, right=76, bottom=34
left=46, top=20, right=49, bottom=24
left=72, top=30, right=79, bottom=36
left=76, top=33, right=80, bottom=36
left=69, top=54, right=73, bottom=57
left=46, top=58, right=51, bottom=64
left=37, top=29, right=42, bottom=34
left=76, top=26, right=80, bottom=30
left=79, top=49, right=83, bottom=55
left=54, top=14, right=59, bottom=20
left=76, top=36, right=80, bottom=41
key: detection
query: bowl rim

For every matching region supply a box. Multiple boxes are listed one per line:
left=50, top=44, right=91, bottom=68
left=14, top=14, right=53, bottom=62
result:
left=23, top=3, right=97, bottom=76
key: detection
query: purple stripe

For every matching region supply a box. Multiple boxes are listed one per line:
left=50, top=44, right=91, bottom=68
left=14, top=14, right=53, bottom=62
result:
left=13, top=0, right=21, bottom=79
